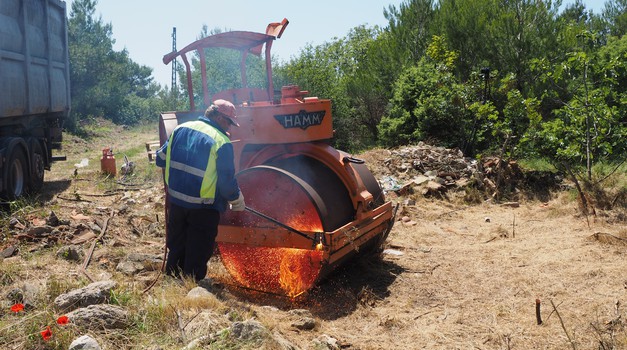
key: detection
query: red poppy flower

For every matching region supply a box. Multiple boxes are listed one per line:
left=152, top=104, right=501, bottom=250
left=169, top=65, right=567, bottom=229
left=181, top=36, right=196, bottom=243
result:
left=10, top=303, right=24, bottom=313
left=56, top=315, right=69, bottom=325
left=40, top=326, right=52, bottom=341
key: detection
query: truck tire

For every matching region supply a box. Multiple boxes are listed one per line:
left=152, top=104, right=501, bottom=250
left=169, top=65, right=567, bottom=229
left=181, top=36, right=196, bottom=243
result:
left=3, top=145, right=28, bottom=200
left=27, top=139, right=45, bottom=193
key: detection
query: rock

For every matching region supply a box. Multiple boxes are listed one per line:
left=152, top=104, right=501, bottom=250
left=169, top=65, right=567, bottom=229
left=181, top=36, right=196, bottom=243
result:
left=127, top=253, right=163, bottom=271
left=402, top=198, right=416, bottom=206
left=272, top=331, right=301, bottom=350
left=0, top=245, right=17, bottom=258
left=69, top=334, right=102, bottom=350
left=54, top=280, right=117, bottom=311
left=6, top=288, right=23, bottom=304
left=485, top=217, right=491, bottom=223
left=182, top=336, right=209, bottom=350
left=9, top=217, right=25, bottom=230
left=57, top=245, right=84, bottom=261
left=184, top=311, right=222, bottom=339
left=66, top=304, right=128, bottom=329
left=424, top=170, right=438, bottom=177
left=382, top=249, right=404, bottom=256
left=288, top=309, right=313, bottom=318
left=25, top=225, right=53, bottom=236
left=312, top=334, right=340, bottom=350
left=116, top=261, right=144, bottom=275
left=6, top=283, right=39, bottom=308
left=291, top=317, right=316, bottom=330
left=230, top=319, right=267, bottom=340
left=412, top=175, right=429, bottom=185
left=47, top=211, right=69, bottom=226
left=288, top=309, right=316, bottom=330
left=186, top=286, right=213, bottom=299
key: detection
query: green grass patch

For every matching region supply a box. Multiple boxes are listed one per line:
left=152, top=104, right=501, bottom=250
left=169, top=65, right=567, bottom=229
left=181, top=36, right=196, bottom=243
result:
left=517, top=158, right=557, bottom=172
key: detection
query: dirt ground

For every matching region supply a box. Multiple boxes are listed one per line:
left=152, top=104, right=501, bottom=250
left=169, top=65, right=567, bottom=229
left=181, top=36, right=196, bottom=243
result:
left=1, top=121, right=626, bottom=349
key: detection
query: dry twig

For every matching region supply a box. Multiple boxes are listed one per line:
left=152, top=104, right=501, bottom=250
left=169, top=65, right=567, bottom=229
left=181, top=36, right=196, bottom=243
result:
left=81, top=209, right=115, bottom=270
left=550, top=299, right=577, bottom=350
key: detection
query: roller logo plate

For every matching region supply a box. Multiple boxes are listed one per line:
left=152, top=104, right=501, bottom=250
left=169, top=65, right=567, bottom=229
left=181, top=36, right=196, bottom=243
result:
left=274, top=110, right=325, bottom=130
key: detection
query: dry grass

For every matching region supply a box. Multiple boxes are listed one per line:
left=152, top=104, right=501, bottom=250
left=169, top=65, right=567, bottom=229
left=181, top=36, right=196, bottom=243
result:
left=0, top=121, right=625, bottom=349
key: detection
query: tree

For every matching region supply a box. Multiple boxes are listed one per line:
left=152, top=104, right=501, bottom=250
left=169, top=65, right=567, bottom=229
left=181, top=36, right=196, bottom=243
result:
left=68, top=0, right=160, bottom=130
left=603, top=0, right=627, bottom=37
left=379, top=37, right=481, bottom=150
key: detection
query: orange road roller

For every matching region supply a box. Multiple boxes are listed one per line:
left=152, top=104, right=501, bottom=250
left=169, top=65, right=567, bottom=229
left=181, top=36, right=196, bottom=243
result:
left=160, top=18, right=396, bottom=297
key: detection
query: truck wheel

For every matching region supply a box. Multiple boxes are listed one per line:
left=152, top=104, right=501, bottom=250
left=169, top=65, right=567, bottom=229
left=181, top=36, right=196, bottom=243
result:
left=28, top=139, right=45, bottom=192
left=3, top=147, right=27, bottom=199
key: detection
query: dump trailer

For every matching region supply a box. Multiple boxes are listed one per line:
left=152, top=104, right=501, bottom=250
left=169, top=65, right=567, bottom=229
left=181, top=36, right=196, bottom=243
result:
left=0, top=0, right=70, bottom=199
left=160, top=19, right=396, bottom=297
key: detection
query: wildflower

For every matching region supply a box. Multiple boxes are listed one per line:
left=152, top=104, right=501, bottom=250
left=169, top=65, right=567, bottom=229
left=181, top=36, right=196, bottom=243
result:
left=40, top=326, right=52, bottom=341
left=56, top=315, right=69, bottom=325
left=10, top=303, right=24, bottom=313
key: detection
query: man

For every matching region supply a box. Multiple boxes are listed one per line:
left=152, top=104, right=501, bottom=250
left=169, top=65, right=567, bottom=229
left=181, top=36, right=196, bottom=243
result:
left=156, top=99, right=245, bottom=282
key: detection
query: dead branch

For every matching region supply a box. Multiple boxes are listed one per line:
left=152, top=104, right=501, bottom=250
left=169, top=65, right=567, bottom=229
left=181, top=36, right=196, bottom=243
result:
left=593, top=232, right=627, bottom=243
left=81, top=209, right=115, bottom=270
left=56, top=194, right=92, bottom=202
left=171, top=306, right=187, bottom=344
left=536, top=299, right=543, bottom=325
left=550, top=299, right=577, bottom=350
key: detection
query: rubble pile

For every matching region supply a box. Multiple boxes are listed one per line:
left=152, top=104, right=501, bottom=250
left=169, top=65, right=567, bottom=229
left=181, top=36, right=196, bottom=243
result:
left=365, top=142, right=544, bottom=200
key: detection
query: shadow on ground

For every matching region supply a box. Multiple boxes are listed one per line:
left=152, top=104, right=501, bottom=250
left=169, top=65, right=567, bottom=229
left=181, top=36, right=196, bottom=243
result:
left=37, top=179, right=72, bottom=203
left=216, top=255, right=404, bottom=321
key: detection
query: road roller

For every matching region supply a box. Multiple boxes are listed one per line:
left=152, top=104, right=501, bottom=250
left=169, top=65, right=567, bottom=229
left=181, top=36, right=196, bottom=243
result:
left=159, top=19, right=396, bottom=297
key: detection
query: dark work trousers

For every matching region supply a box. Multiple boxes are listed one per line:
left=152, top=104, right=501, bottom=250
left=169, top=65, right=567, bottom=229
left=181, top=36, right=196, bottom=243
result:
left=165, top=202, right=220, bottom=281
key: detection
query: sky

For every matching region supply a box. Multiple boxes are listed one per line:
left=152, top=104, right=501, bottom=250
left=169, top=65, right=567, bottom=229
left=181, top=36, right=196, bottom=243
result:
left=63, top=0, right=607, bottom=88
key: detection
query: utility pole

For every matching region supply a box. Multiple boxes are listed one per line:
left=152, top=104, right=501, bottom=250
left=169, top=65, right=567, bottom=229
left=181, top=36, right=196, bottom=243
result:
left=171, top=27, right=177, bottom=92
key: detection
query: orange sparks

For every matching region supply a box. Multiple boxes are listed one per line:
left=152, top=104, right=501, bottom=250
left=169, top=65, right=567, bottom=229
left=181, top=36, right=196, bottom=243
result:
left=219, top=243, right=323, bottom=297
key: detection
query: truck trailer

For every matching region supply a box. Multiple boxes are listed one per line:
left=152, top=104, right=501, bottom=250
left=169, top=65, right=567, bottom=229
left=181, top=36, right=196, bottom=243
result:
left=0, top=0, right=69, bottom=199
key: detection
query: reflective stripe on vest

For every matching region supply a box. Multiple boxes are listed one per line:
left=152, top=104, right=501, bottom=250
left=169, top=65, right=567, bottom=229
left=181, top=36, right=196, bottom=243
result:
left=164, top=120, right=231, bottom=204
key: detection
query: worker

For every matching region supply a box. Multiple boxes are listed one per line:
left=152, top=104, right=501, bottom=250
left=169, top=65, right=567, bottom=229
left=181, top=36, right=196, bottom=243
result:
left=156, top=99, right=245, bottom=282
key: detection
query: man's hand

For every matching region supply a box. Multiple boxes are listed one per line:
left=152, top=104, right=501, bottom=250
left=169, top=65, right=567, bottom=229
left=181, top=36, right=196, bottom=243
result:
left=229, top=192, right=245, bottom=211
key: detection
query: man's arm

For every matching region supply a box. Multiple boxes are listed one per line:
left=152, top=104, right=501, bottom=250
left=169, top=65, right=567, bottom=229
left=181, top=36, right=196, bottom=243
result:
left=155, top=140, right=168, bottom=168
left=215, top=143, right=240, bottom=201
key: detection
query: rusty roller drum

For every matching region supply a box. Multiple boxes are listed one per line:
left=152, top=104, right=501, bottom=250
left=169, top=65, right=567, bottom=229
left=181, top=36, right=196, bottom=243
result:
left=219, top=155, right=360, bottom=297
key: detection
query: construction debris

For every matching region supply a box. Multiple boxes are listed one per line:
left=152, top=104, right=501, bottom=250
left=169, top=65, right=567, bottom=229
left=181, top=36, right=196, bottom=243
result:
left=364, top=142, right=560, bottom=201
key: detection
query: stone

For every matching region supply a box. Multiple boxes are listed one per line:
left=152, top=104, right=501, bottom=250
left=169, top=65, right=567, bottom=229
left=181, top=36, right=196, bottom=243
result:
left=0, top=245, right=17, bottom=258
left=272, top=331, right=301, bottom=350
left=291, top=317, right=316, bottom=330
left=116, top=261, right=144, bottom=275
left=66, top=304, right=128, bottom=329
left=127, top=253, right=163, bottom=271
left=57, top=245, right=84, bottom=261
left=186, top=286, right=213, bottom=299
left=288, top=309, right=313, bottom=318
left=25, top=225, right=53, bottom=236
left=54, top=280, right=117, bottom=311
left=230, top=319, right=267, bottom=340
left=312, top=334, right=340, bottom=350
left=69, top=334, right=102, bottom=350
left=184, top=311, right=221, bottom=339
